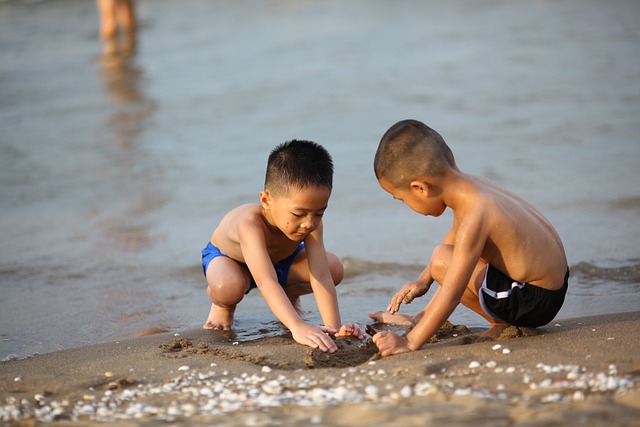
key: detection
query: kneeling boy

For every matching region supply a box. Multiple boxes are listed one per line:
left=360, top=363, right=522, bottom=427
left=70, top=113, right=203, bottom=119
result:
left=202, top=140, right=363, bottom=353
left=369, top=120, right=569, bottom=356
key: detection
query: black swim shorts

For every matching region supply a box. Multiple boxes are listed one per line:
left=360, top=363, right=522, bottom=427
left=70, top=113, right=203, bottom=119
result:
left=479, top=265, right=569, bottom=328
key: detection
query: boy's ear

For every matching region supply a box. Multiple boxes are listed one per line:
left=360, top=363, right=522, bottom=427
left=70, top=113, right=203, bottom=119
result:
left=260, top=190, right=272, bottom=209
left=410, top=180, right=430, bottom=197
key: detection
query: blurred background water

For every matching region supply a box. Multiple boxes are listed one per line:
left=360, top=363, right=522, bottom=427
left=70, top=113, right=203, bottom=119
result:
left=1, top=0, right=639, bottom=360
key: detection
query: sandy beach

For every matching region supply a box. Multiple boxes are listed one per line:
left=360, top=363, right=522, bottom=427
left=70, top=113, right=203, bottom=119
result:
left=2, top=311, right=638, bottom=426
left=1, top=1, right=639, bottom=425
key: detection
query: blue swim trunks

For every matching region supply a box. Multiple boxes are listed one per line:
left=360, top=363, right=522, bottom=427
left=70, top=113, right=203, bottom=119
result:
left=201, top=242, right=305, bottom=293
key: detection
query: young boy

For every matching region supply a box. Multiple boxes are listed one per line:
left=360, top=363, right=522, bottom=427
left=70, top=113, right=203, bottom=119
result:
left=369, top=119, right=569, bottom=357
left=202, top=140, right=364, bottom=353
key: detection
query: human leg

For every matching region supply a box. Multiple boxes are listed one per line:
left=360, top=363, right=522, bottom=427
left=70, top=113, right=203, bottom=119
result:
left=204, top=256, right=252, bottom=330
left=96, top=0, right=117, bottom=39
left=429, top=244, right=510, bottom=338
left=96, top=0, right=136, bottom=39
left=115, top=0, right=136, bottom=33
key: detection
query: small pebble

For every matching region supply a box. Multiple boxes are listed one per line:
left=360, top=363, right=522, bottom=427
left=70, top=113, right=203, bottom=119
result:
left=468, top=361, right=481, bottom=369
left=492, top=344, right=502, bottom=350
left=400, top=385, right=412, bottom=398
left=502, top=348, right=511, bottom=354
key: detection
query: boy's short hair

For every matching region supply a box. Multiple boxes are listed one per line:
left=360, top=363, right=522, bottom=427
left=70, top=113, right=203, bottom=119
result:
left=265, top=140, right=333, bottom=196
left=374, top=119, right=455, bottom=187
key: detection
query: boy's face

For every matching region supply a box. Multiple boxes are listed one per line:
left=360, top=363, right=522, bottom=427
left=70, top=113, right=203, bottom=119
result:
left=261, top=185, right=331, bottom=242
left=379, top=178, right=446, bottom=217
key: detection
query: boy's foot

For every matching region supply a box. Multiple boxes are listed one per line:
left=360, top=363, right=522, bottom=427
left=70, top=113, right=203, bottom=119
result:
left=478, top=321, right=510, bottom=340
left=203, top=303, right=234, bottom=330
left=368, top=311, right=415, bottom=326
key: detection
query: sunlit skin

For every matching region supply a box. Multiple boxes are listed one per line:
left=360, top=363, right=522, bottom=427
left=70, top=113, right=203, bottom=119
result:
left=204, top=185, right=364, bottom=353
left=369, top=169, right=567, bottom=357
left=96, top=0, right=136, bottom=40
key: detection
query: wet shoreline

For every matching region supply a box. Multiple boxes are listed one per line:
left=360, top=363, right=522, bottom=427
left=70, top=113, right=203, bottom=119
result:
left=1, top=0, right=639, bottom=360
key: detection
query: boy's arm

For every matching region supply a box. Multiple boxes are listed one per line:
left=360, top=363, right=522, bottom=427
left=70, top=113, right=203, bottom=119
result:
left=304, top=223, right=341, bottom=329
left=405, top=218, right=486, bottom=351
left=239, top=223, right=338, bottom=352
left=374, top=219, right=486, bottom=356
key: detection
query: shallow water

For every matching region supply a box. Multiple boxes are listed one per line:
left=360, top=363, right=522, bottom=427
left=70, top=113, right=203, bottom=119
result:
left=1, top=0, right=639, bottom=360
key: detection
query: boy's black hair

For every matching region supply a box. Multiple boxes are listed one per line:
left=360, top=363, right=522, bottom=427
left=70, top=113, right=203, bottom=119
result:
left=265, top=140, right=333, bottom=196
left=375, top=119, right=455, bottom=186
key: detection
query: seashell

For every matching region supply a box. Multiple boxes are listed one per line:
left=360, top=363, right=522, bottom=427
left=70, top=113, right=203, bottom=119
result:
left=400, top=385, right=412, bottom=398
left=79, top=404, right=95, bottom=415
left=364, top=384, right=379, bottom=400
left=261, top=380, right=282, bottom=395
left=199, top=387, right=214, bottom=398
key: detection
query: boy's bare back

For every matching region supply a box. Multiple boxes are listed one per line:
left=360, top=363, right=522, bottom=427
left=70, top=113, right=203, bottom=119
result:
left=448, top=174, right=567, bottom=291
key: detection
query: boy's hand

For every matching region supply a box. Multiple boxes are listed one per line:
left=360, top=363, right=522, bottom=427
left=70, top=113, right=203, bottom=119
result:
left=291, top=324, right=339, bottom=353
left=387, top=281, right=431, bottom=314
left=335, top=323, right=365, bottom=340
left=372, top=331, right=411, bottom=357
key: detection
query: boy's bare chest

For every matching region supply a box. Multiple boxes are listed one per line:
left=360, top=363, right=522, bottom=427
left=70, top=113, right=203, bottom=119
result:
left=263, top=237, right=301, bottom=263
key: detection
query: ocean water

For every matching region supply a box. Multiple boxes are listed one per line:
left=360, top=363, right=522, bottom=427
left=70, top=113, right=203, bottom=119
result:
left=1, top=0, right=639, bottom=360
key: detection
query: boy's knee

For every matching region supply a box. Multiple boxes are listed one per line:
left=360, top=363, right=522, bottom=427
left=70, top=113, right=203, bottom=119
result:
left=328, top=253, right=344, bottom=286
left=430, top=244, right=453, bottom=281
left=207, top=278, right=245, bottom=307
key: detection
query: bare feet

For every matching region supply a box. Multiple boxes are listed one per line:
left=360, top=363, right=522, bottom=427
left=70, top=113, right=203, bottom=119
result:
left=478, top=321, right=510, bottom=340
left=368, top=311, right=415, bottom=327
left=203, top=303, right=234, bottom=330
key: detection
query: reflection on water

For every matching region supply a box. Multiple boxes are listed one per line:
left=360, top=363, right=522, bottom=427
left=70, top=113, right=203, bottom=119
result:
left=96, top=32, right=162, bottom=253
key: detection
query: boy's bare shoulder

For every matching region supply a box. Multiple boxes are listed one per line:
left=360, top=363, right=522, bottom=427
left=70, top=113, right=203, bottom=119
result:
left=451, top=177, right=504, bottom=221
left=227, top=203, right=263, bottom=221
left=214, top=204, right=264, bottom=243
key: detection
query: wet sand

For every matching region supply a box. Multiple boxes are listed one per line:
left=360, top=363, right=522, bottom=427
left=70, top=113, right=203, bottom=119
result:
left=1, top=312, right=638, bottom=426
